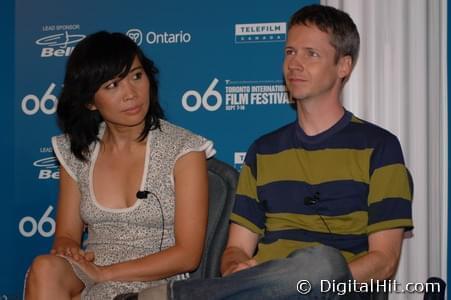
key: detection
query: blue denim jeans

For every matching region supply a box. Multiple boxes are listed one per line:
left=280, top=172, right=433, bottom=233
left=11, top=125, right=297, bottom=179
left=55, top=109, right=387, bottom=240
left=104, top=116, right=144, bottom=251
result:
left=169, top=245, right=361, bottom=299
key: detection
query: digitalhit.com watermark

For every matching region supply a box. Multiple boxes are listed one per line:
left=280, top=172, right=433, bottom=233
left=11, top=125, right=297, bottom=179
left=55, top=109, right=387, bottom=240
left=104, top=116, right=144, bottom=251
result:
left=296, top=279, right=442, bottom=296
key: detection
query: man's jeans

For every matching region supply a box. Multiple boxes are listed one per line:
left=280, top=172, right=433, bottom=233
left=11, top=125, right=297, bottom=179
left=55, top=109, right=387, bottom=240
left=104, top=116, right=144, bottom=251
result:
left=169, top=245, right=360, bottom=299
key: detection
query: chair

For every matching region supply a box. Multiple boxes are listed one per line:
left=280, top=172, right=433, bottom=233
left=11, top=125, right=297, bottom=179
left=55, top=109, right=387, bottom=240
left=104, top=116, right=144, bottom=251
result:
left=423, top=277, right=446, bottom=300
left=189, top=158, right=239, bottom=279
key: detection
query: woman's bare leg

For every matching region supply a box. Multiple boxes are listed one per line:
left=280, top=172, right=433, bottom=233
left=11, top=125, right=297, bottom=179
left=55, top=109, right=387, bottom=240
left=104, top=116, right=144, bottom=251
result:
left=25, top=254, right=84, bottom=300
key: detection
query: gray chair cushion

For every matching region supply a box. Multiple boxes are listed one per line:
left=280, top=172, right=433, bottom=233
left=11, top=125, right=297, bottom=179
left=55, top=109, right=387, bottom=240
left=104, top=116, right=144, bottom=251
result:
left=189, top=158, right=239, bottom=279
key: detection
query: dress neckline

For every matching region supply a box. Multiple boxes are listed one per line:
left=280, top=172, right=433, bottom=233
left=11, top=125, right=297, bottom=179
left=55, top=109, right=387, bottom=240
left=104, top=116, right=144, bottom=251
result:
left=88, top=123, right=151, bottom=213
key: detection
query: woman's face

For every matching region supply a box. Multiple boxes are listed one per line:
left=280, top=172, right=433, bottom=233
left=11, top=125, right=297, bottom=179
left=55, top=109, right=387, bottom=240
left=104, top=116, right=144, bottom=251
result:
left=90, top=56, right=150, bottom=129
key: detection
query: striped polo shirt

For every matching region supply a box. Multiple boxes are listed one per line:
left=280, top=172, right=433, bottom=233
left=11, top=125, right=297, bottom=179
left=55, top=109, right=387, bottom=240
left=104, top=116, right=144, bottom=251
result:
left=231, top=111, right=413, bottom=263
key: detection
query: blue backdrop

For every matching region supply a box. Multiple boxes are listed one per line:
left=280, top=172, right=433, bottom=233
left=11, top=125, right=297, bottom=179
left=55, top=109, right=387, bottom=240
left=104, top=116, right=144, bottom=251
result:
left=3, top=0, right=320, bottom=298
left=0, top=0, right=15, bottom=298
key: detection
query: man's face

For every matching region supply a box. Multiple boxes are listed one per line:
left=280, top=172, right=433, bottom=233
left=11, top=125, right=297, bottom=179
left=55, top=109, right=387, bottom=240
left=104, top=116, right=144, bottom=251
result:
left=283, top=24, right=350, bottom=102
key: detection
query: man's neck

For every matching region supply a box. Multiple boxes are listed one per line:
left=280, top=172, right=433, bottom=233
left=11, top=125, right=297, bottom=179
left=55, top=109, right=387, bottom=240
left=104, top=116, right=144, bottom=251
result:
left=296, top=99, right=345, bottom=136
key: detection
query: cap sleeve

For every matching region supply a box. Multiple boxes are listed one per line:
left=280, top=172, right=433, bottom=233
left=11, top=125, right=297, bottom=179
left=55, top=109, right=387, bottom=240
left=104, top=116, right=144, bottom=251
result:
left=51, top=134, right=81, bottom=182
left=175, top=133, right=216, bottom=163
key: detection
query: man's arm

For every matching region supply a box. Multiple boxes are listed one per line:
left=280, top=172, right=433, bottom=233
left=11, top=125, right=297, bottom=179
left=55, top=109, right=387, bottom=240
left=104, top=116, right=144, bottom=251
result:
left=348, top=228, right=404, bottom=282
left=220, top=223, right=259, bottom=276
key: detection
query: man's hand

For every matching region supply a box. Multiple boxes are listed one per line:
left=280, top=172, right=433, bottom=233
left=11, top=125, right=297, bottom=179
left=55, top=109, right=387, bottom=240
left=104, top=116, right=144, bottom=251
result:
left=349, top=228, right=404, bottom=282
left=222, top=258, right=258, bottom=276
left=220, top=224, right=259, bottom=276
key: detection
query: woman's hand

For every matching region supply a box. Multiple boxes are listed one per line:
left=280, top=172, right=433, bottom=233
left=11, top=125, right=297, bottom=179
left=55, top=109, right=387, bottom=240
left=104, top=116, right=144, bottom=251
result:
left=51, top=237, right=95, bottom=262
left=64, top=255, right=108, bottom=283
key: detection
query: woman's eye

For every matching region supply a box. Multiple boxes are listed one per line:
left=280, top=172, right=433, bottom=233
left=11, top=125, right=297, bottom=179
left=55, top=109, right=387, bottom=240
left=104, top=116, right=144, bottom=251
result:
left=133, top=72, right=143, bottom=80
left=105, top=82, right=117, bottom=89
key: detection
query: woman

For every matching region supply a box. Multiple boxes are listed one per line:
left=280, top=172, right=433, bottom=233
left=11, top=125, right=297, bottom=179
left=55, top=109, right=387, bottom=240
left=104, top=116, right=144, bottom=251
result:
left=25, top=31, right=214, bottom=299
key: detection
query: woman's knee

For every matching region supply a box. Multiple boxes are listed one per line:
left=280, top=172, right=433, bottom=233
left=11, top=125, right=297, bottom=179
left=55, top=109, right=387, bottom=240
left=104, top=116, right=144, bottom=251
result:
left=28, top=255, right=71, bottom=284
left=26, top=254, right=84, bottom=297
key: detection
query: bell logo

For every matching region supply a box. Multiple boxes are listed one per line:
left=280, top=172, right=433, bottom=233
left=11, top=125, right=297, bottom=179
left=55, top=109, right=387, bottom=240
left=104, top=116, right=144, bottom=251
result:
left=33, top=156, right=60, bottom=180
left=41, top=47, right=75, bottom=57
left=36, top=31, right=85, bottom=58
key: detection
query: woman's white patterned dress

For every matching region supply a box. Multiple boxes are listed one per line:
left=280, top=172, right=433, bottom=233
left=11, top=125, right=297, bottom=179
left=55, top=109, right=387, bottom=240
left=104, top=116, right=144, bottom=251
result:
left=51, top=120, right=214, bottom=299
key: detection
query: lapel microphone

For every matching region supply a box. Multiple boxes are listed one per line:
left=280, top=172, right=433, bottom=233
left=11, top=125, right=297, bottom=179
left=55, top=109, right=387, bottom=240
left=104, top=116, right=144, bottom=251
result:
left=303, top=192, right=333, bottom=235
left=136, top=190, right=150, bottom=199
left=304, top=192, right=320, bottom=206
left=135, top=190, right=165, bottom=251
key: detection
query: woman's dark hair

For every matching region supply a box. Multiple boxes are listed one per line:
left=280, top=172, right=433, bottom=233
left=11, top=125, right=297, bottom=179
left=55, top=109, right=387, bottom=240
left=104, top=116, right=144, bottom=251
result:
left=57, top=31, right=164, bottom=161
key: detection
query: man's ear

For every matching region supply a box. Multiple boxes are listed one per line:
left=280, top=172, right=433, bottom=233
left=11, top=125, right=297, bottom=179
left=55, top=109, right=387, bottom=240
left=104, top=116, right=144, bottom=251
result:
left=338, top=55, right=353, bottom=79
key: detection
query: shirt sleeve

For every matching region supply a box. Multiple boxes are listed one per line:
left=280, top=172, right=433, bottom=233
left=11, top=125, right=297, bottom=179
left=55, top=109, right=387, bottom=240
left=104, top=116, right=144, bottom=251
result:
left=230, top=142, right=266, bottom=235
left=175, top=132, right=216, bottom=162
left=367, top=133, right=413, bottom=234
left=51, top=134, right=81, bottom=182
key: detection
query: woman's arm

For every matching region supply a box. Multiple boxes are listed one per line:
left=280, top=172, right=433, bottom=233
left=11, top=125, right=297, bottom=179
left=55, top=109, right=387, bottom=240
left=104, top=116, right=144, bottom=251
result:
left=51, top=166, right=86, bottom=259
left=76, top=151, right=209, bottom=282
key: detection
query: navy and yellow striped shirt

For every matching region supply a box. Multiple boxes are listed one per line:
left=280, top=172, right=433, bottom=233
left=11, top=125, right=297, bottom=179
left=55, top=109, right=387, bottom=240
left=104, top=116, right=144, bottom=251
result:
left=231, top=111, right=413, bottom=263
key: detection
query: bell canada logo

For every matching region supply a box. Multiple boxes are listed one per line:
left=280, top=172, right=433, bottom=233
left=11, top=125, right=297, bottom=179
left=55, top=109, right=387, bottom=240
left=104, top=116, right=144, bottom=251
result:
left=36, top=31, right=85, bottom=57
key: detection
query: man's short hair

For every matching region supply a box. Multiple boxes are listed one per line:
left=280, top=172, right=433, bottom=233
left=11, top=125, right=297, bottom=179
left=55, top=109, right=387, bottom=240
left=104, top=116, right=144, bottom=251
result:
left=289, top=4, right=360, bottom=67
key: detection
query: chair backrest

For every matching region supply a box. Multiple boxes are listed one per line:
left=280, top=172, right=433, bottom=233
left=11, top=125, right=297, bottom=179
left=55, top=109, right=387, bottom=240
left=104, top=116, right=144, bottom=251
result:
left=189, top=158, right=239, bottom=279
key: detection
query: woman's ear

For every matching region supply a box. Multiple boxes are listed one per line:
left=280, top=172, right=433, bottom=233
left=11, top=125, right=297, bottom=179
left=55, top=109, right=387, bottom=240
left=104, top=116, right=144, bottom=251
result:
left=86, top=103, right=97, bottom=111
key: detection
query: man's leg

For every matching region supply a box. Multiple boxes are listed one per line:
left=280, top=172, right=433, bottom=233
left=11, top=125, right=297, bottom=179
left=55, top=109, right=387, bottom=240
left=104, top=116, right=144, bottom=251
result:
left=138, top=245, right=359, bottom=299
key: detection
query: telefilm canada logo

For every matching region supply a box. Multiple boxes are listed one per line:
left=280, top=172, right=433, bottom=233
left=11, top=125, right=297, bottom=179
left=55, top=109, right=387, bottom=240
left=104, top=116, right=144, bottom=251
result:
left=234, top=22, right=286, bottom=44
left=234, top=152, right=246, bottom=170
left=36, top=24, right=85, bottom=58
left=181, top=78, right=291, bottom=112
left=126, top=28, right=192, bottom=46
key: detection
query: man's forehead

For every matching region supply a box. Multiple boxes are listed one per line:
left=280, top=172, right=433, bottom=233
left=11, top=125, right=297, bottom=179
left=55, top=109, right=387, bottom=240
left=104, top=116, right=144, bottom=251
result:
left=286, top=24, right=333, bottom=45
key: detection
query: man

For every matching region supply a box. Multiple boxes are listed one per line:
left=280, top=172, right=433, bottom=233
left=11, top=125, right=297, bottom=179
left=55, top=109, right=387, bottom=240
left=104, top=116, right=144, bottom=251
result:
left=122, top=4, right=413, bottom=299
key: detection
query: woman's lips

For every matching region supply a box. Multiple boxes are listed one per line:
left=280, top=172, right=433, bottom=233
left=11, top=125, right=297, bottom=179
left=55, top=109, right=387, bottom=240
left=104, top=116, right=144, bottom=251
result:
left=122, top=104, right=142, bottom=115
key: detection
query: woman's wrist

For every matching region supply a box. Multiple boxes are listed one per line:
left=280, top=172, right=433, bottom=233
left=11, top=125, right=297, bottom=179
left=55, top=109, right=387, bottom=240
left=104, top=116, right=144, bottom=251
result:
left=100, top=265, right=114, bottom=282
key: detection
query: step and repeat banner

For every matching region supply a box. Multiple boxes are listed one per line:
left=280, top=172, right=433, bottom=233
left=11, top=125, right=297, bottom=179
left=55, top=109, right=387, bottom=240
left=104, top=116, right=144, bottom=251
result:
left=3, top=0, right=318, bottom=297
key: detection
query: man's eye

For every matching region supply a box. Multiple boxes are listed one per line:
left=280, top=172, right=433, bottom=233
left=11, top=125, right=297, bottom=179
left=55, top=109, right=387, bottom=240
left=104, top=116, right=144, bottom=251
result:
left=309, top=50, right=319, bottom=57
left=285, top=49, right=295, bottom=56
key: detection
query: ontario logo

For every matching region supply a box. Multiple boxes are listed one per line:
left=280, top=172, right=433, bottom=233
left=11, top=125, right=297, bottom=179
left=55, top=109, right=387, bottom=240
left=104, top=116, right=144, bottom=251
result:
left=126, top=28, right=191, bottom=45
left=126, top=29, right=143, bottom=46
left=234, top=22, right=286, bottom=44
left=36, top=28, right=85, bottom=58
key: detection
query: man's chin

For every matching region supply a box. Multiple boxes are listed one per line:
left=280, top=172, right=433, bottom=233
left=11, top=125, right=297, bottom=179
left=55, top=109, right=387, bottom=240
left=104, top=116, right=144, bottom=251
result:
left=290, top=94, right=307, bottom=102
